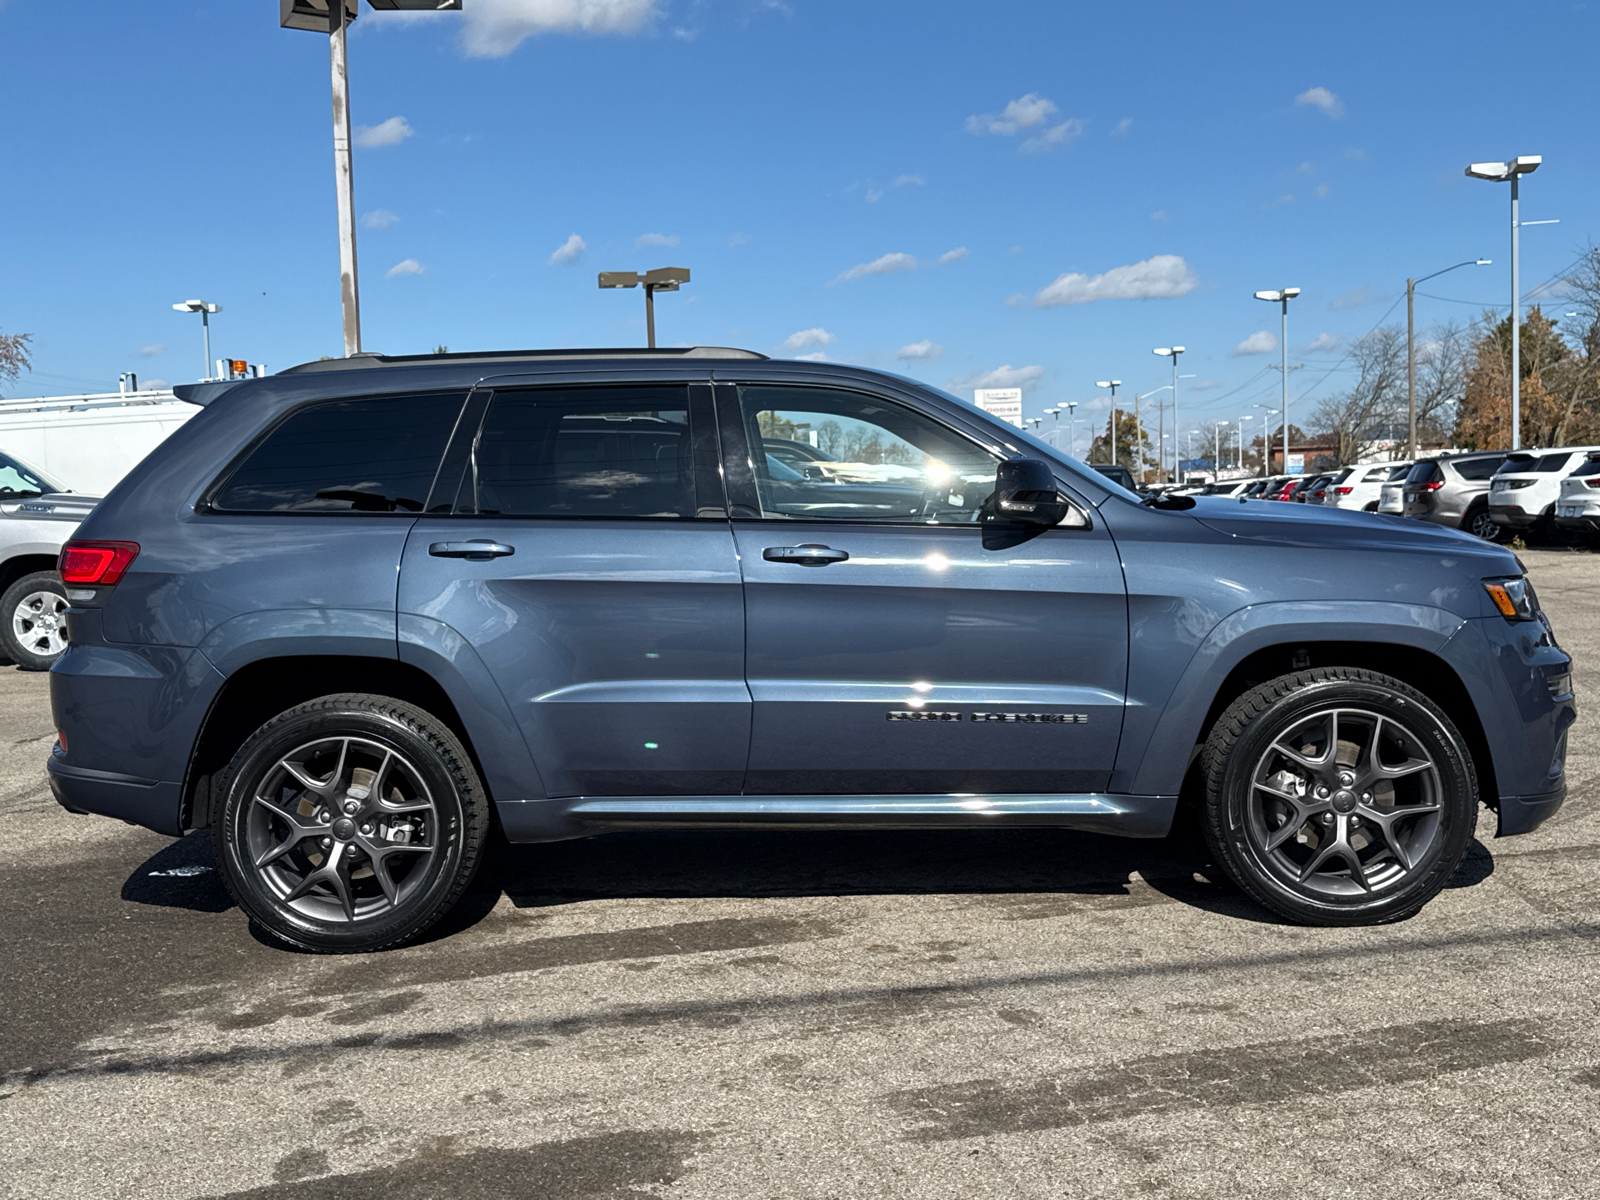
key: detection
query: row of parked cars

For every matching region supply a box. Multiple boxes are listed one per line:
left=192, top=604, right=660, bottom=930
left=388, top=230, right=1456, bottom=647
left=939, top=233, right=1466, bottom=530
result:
left=1155, top=447, right=1600, bottom=544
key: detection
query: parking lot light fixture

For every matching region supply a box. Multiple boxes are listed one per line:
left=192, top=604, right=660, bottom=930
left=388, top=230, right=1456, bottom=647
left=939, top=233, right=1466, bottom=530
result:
left=171, top=300, right=222, bottom=380
left=1238, top=414, right=1255, bottom=470
left=1096, top=381, right=1121, bottom=466
left=1466, top=155, right=1542, bottom=450
left=1152, top=349, right=1185, bottom=482
left=281, top=1, right=463, bottom=357
left=1254, top=289, right=1300, bottom=474
left=1405, top=259, right=1491, bottom=458
left=1255, top=405, right=1280, bottom=475
left=598, top=267, right=691, bottom=348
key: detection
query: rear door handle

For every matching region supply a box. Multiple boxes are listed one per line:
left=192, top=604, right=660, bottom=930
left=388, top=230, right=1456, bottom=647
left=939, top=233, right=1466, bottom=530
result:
left=763, top=544, right=849, bottom=566
left=429, top=540, right=515, bottom=561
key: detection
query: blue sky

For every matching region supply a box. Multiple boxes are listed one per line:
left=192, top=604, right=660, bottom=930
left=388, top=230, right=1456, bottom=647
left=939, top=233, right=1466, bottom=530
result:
left=2, top=0, right=1596, bottom=447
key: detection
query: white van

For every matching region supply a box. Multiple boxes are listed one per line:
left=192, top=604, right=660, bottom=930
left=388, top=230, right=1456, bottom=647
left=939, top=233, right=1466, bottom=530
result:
left=0, top=390, right=197, bottom=495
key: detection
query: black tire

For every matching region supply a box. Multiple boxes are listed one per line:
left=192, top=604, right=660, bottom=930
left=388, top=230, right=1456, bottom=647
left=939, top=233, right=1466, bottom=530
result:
left=1462, top=504, right=1507, bottom=543
left=1363, top=502, right=1379, bottom=512
left=1201, top=668, right=1477, bottom=926
left=212, top=693, right=490, bottom=953
left=1, top=570, right=70, bottom=671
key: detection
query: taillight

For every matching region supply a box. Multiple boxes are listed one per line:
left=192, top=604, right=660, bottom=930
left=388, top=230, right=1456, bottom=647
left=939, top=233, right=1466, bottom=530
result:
left=1586, top=479, right=1600, bottom=490
left=59, top=541, right=140, bottom=586
left=1418, top=480, right=1444, bottom=492
left=1335, top=486, right=1354, bottom=495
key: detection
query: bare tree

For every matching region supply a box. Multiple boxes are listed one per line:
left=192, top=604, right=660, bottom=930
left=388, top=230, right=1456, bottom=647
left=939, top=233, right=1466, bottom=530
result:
left=1309, top=326, right=1406, bottom=463
left=0, top=330, right=32, bottom=399
left=1553, top=245, right=1600, bottom=445
left=1412, top=322, right=1469, bottom=444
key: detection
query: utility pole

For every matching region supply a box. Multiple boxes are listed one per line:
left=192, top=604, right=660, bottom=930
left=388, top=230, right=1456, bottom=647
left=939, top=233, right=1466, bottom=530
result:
left=1406, top=259, right=1491, bottom=458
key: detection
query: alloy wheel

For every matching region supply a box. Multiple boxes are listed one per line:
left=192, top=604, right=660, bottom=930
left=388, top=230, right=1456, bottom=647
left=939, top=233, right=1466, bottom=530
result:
left=1468, top=508, right=1500, bottom=540
left=244, top=736, right=438, bottom=923
left=1246, top=706, right=1443, bottom=898
left=12, top=590, right=68, bottom=658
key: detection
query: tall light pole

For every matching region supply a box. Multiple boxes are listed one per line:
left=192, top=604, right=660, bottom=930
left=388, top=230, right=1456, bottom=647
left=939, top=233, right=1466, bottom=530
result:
left=281, top=1, right=463, bottom=358
left=1064, top=400, right=1079, bottom=459
left=599, top=267, right=691, bottom=347
left=1253, top=289, right=1300, bottom=473
left=1255, top=405, right=1280, bottom=475
left=1152, top=348, right=1185, bottom=482
left=172, top=300, right=221, bottom=380
left=1466, top=156, right=1543, bottom=450
left=1096, top=380, right=1120, bottom=466
left=1405, top=259, right=1491, bottom=458
left=1238, top=414, right=1254, bottom=470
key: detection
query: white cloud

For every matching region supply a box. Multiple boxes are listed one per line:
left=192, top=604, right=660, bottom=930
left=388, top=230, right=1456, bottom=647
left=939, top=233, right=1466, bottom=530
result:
left=949, top=364, right=1045, bottom=392
left=1233, top=330, right=1278, bottom=356
left=1314, top=183, right=1331, bottom=199
left=1150, top=210, right=1169, bottom=222
left=795, top=351, right=829, bottom=362
left=635, top=232, right=679, bottom=249
left=1295, top=86, right=1344, bottom=118
left=1112, top=118, right=1133, bottom=136
left=143, top=378, right=169, bottom=390
left=894, top=174, right=925, bottom=188
left=354, top=116, right=413, bottom=148
left=895, top=340, right=943, bottom=361
left=1304, top=332, right=1342, bottom=353
left=834, top=252, right=917, bottom=283
left=1021, top=118, right=1086, bottom=154
left=865, top=188, right=884, bottom=204
left=138, top=343, right=164, bottom=357
left=1345, top=147, right=1369, bottom=162
left=386, top=258, right=424, bottom=278
left=937, top=247, right=969, bottom=266
left=966, top=92, right=1057, bottom=136
left=1269, top=193, right=1295, bottom=207
left=727, top=232, right=750, bottom=248
left=1033, top=254, right=1197, bottom=307
left=361, top=209, right=400, bottom=230
left=780, top=328, right=836, bottom=353
left=458, top=0, right=658, bottom=58
left=548, top=233, right=585, bottom=266
left=1192, top=379, right=1224, bottom=391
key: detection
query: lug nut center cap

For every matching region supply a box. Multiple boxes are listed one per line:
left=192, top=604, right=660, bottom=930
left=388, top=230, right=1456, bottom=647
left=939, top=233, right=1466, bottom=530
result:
left=332, top=817, right=357, bottom=841
left=1331, top=789, right=1359, bottom=814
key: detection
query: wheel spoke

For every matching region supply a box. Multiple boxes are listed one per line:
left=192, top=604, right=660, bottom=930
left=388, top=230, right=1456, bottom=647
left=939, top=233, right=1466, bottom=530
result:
left=1298, top=839, right=1340, bottom=882
left=1265, top=811, right=1310, bottom=852
left=1271, top=739, right=1328, bottom=772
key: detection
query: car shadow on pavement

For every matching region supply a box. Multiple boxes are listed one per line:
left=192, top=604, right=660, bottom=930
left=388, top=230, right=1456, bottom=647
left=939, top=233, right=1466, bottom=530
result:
left=117, top=825, right=1499, bottom=942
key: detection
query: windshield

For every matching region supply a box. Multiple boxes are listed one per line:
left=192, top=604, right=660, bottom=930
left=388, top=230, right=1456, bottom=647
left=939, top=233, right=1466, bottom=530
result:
left=0, top=451, right=62, bottom=499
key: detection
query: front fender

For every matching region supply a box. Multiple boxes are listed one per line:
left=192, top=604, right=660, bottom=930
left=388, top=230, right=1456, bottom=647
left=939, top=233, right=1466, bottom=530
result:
left=1115, top=600, right=1465, bottom=796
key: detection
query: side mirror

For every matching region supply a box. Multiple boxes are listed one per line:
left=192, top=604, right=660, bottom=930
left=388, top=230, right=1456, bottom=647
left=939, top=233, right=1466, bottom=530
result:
left=993, top=458, right=1074, bottom=527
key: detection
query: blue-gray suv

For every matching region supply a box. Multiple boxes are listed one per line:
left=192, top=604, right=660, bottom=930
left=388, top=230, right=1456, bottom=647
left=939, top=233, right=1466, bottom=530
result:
left=47, top=348, right=1576, bottom=951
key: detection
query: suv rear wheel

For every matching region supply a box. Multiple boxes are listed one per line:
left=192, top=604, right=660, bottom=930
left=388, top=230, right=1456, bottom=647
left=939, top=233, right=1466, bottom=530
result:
left=213, top=693, right=490, bottom=953
left=1, top=570, right=70, bottom=670
left=1201, top=668, right=1477, bottom=925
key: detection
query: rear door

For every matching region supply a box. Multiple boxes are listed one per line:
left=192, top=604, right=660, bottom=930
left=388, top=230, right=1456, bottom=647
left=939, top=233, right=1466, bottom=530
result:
left=718, top=380, right=1128, bottom=796
left=398, top=379, right=748, bottom=798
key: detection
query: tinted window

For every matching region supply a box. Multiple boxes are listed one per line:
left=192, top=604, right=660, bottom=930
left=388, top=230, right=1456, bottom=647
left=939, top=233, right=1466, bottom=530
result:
left=738, top=385, right=1000, bottom=523
left=214, top=392, right=464, bottom=513
left=1575, top=457, right=1600, bottom=478
left=1493, top=453, right=1536, bottom=476
left=1453, top=455, right=1505, bottom=481
left=1386, top=464, right=1411, bottom=481
left=468, top=386, right=695, bottom=518
left=1406, top=461, right=1441, bottom=484
left=1536, top=452, right=1576, bottom=472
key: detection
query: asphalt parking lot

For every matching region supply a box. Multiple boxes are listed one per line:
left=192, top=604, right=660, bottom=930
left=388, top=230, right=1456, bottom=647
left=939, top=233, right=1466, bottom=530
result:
left=2, top=548, right=1597, bottom=1200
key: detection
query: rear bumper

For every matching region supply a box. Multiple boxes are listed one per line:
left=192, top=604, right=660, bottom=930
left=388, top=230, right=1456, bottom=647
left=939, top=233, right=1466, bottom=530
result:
left=1489, top=504, right=1539, bottom=528
left=48, top=755, right=184, bottom=836
left=1553, top=514, right=1600, bottom=534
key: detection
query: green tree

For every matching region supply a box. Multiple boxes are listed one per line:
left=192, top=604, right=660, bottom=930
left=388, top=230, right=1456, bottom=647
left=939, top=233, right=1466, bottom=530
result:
left=1087, top=408, right=1153, bottom=478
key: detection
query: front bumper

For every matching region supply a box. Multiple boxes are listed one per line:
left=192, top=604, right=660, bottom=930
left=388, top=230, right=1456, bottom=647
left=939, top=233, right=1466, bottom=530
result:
left=1496, top=785, right=1567, bottom=836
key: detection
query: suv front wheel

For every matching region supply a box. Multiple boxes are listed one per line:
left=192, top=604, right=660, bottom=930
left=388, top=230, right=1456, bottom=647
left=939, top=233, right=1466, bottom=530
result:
left=1463, top=504, right=1507, bottom=542
left=213, top=694, right=491, bottom=953
left=1201, top=668, right=1477, bottom=925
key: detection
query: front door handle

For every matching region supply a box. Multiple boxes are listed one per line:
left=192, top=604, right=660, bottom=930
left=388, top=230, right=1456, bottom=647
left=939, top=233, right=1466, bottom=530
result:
left=429, top=540, right=515, bottom=561
left=763, top=544, right=849, bottom=567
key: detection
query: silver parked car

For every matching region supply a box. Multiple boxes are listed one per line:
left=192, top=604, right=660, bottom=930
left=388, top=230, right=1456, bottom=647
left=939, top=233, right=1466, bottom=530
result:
left=0, top=450, right=99, bottom=669
left=1402, top=451, right=1508, bottom=541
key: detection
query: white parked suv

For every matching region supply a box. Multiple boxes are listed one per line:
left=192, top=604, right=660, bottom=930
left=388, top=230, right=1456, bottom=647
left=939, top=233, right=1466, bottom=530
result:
left=1553, top=452, right=1600, bottom=539
left=1323, top=461, right=1410, bottom=511
left=1375, top=462, right=1415, bottom=514
left=1488, top=447, right=1600, bottom=536
left=0, top=450, right=97, bottom=670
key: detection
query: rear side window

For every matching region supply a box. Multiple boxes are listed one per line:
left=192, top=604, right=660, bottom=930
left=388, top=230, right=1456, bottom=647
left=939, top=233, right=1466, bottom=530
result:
left=1536, top=452, right=1575, bottom=472
left=1387, top=464, right=1411, bottom=481
left=467, top=385, right=696, bottom=518
left=212, top=392, right=465, bottom=514
left=1453, top=455, right=1505, bottom=481
left=1406, top=461, right=1441, bottom=484
left=1574, top=457, right=1600, bottom=478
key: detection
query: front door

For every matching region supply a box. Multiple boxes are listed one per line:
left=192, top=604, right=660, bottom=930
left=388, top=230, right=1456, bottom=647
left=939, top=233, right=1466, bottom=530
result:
left=398, top=380, right=748, bottom=798
left=719, top=382, right=1129, bottom=796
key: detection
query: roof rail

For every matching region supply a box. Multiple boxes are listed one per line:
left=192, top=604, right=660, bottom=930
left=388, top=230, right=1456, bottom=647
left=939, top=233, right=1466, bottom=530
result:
left=278, top=346, right=768, bottom=374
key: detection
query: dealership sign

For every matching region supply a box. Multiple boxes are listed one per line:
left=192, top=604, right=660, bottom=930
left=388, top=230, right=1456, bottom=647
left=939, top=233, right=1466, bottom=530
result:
left=974, top=387, right=1023, bottom=428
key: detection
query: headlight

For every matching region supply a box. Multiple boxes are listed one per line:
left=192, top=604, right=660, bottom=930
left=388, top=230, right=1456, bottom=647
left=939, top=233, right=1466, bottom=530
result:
left=1483, top=576, right=1539, bottom=621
